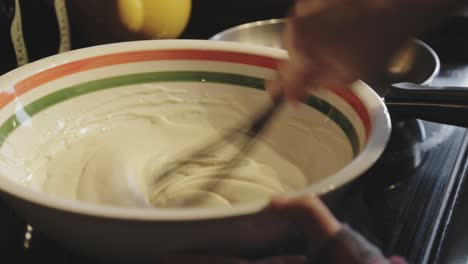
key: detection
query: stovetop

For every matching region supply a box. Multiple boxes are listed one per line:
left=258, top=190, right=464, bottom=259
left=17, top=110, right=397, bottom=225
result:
left=337, top=122, right=468, bottom=263
left=2, top=14, right=468, bottom=264
left=336, top=17, right=468, bottom=263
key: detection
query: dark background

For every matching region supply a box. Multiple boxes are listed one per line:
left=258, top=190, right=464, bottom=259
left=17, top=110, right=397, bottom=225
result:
left=2, top=1, right=468, bottom=263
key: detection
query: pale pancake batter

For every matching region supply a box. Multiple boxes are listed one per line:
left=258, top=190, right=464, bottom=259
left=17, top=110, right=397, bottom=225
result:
left=37, top=85, right=308, bottom=208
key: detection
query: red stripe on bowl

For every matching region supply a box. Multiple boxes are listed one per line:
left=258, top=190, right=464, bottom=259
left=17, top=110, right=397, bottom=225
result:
left=330, top=87, right=371, bottom=139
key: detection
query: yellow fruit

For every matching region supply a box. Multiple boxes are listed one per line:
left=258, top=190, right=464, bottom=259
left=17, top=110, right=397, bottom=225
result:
left=117, top=0, right=191, bottom=39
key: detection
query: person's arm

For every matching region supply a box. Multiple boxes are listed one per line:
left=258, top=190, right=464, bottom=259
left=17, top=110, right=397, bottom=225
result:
left=269, top=0, right=468, bottom=101
left=161, top=195, right=406, bottom=264
left=271, top=196, right=406, bottom=264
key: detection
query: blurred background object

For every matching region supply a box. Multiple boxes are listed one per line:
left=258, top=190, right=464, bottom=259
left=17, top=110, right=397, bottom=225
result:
left=0, top=0, right=70, bottom=75
left=66, top=0, right=191, bottom=47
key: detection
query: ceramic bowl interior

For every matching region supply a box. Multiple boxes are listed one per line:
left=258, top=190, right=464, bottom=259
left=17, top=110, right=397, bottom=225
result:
left=0, top=40, right=390, bottom=219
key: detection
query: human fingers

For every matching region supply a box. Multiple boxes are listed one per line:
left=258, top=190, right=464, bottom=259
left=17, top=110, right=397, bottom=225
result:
left=269, top=195, right=341, bottom=257
left=276, top=60, right=318, bottom=101
left=271, top=195, right=340, bottom=236
left=272, top=20, right=325, bottom=101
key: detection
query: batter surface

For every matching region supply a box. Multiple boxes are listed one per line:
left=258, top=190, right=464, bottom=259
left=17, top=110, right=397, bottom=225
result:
left=37, top=85, right=308, bottom=208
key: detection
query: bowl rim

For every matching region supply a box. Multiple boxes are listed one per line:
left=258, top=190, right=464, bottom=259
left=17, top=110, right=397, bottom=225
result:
left=210, top=18, right=287, bottom=42
left=0, top=39, right=391, bottom=221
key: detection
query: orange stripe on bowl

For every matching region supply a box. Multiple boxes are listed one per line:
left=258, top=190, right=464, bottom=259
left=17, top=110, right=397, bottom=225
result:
left=0, top=49, right=281, bottom=109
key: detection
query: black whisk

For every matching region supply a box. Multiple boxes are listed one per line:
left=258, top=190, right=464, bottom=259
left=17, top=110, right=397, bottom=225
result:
left=153, top=94, right=285, bottom=206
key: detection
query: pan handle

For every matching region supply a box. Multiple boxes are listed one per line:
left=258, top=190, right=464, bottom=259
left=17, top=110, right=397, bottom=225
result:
left=384, top=82, right=468, bottom=128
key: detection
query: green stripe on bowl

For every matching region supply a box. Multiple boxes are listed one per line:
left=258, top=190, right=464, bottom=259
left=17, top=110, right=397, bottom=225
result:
left=0, top=71, right=359, bottom=155
left=305, top=96, right=359, bottom=156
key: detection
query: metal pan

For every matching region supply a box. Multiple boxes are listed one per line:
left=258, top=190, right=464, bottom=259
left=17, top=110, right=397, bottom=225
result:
left=210, top=18, right=440, bottom=86
left=211, top=19, right=468, bottom=128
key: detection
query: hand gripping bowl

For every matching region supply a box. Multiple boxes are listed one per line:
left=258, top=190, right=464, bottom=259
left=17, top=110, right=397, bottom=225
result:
left=0, top=40, right=391, bottom=263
